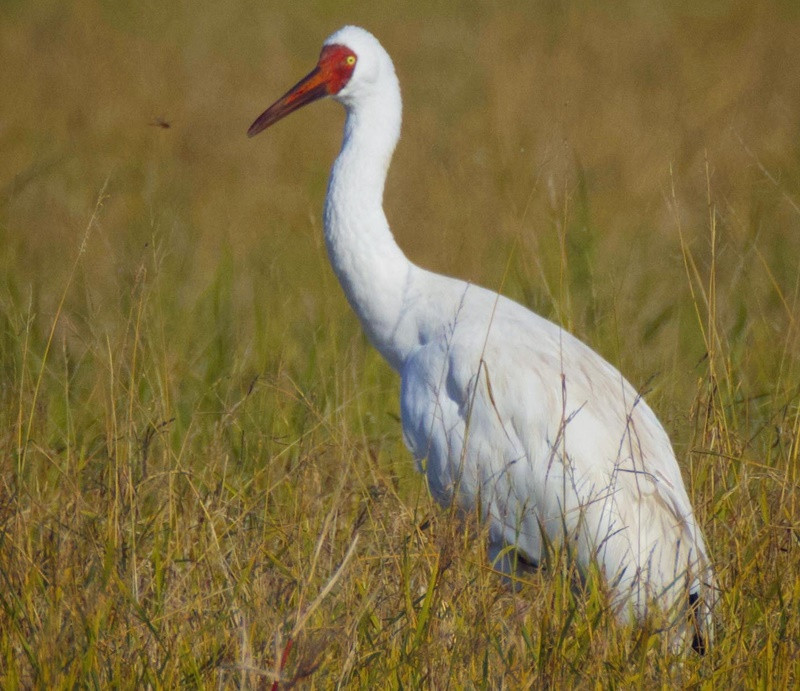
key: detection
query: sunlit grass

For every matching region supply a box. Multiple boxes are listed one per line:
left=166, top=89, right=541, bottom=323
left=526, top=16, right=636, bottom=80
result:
left=1, top=0, right=798, bottom=686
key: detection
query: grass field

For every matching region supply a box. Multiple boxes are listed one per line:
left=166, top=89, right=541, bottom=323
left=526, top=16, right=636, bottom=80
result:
left=1, top=0, right=799, bottom=686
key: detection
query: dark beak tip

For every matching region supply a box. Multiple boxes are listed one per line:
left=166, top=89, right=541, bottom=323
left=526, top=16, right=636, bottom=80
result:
left=247, top=118, right=265, bottom=138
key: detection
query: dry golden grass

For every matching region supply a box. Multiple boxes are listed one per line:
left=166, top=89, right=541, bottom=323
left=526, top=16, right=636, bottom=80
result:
left=1, top=0, right=799, bottom=686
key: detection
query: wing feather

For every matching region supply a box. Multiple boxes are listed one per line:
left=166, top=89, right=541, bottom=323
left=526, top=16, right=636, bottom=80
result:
left=400, top=291, right=713, bottom=639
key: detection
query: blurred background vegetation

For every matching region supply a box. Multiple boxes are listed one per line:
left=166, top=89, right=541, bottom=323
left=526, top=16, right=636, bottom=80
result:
left=1, top=0, right=798, bottom=686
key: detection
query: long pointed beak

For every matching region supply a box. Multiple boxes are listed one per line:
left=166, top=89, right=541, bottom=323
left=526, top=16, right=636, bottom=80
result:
left=247, top=65, right=330, bottom=137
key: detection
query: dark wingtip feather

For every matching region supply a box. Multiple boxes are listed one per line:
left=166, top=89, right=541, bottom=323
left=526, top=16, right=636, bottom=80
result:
left=689, top=590, right=707, bottom=655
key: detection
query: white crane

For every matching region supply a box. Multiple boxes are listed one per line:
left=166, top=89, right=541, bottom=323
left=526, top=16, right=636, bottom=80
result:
left=248, top=25, right=714, bottom=652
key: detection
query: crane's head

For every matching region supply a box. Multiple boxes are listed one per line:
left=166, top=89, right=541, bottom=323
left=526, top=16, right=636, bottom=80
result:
left=248, top=26, right=396, bottom=138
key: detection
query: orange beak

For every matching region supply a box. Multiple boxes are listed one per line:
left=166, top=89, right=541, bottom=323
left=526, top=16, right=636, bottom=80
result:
left=248, top=44, right=356, bottom=138
left=247, top=66, right=331, bottom=137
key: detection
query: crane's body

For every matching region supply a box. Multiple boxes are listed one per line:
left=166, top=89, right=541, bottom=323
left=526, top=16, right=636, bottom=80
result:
left=249, top=25, right=714, bottom=650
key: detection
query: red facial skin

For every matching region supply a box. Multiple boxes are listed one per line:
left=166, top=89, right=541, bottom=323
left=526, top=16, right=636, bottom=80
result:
left=248, top=44, right=357, bottom=137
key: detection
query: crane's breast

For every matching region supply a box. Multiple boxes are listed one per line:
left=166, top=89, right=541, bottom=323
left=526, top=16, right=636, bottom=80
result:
left=399, top=335, right=532, bottom=512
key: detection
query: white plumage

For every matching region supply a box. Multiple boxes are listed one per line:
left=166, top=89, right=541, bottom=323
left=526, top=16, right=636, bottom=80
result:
left=249, top=25, right=714, bottom=650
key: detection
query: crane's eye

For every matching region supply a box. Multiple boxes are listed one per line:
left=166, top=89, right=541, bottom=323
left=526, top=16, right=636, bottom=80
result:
left=346, top=55, right=356, bottom=66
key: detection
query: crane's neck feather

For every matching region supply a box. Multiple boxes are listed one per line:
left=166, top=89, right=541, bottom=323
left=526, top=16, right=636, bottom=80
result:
left=323, top=68, right=423, bottom=370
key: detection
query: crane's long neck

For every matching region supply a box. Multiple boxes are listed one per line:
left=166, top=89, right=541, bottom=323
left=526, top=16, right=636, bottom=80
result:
left=323, top=85, right=420, bottom=371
